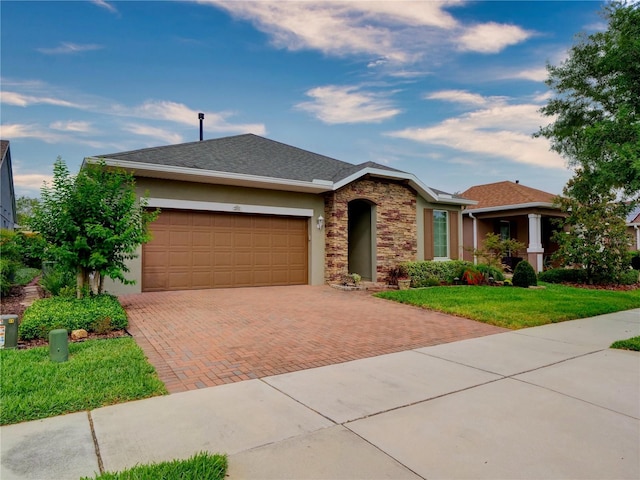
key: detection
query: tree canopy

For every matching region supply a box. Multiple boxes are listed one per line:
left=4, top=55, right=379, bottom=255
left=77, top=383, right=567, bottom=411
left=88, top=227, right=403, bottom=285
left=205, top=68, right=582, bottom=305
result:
left=537, top=1, right=640, bottom=200
left=31, top=158, right=157, bottom=297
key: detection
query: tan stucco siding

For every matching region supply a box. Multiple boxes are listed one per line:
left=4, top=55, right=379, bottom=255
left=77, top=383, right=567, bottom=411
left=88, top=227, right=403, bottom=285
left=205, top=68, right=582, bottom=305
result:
left=417, top=196, right=464, bottom=261
left=104, top=178, right=325, bottom=295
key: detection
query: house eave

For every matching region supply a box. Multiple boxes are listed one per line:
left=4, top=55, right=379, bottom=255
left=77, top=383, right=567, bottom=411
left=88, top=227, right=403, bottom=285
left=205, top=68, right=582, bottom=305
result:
left=334, top=168, right=475, bottom=206
left=464, top=202, right=558, bottom=215
left=84, top=157, right=334, bottom=194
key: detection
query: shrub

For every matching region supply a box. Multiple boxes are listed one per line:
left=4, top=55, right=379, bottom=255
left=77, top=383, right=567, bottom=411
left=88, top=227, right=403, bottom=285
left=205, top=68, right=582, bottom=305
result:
left=620, top=269, right=639, bottom=285
left=475, top=264, right=505, bottom=282
left=461, top=266, right=485, bottom=285
left=512, top=260, right=537, bottom=288
left=19, top=294, right=128, bottom=340
left=0, top=258, right=18, bottom=296
left=15, top=232, right=47, bottom=268
left=538, top=268, right=587, bottom=284
left=387, top=264, right=409, bottom=286
left=0, top=229, right=46, bottom=268
left=404, top=260, right=473, bottom=287
left=40, top=265, right=76, bottom=297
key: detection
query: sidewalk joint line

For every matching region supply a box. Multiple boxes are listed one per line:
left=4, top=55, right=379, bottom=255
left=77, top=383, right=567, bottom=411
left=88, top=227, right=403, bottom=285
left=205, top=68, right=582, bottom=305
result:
left=87, top=411, right=105, bottom=474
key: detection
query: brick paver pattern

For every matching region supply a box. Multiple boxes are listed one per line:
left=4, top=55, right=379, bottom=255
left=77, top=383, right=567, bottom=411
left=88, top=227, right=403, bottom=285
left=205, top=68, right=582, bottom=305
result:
left=121, top=285, right=507, bottom=393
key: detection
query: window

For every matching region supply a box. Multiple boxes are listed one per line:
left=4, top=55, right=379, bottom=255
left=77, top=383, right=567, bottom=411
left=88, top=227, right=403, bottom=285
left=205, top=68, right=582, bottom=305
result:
left=433, top=210, right=448, bottom=258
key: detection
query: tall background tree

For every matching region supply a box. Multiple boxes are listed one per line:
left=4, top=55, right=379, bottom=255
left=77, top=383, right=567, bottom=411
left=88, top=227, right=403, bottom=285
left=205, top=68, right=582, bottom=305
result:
left=537, top=1, right=639, bottom=200
left=31, top=158, right=158, bottom=297
left=537, top=1, right=639, bottom=283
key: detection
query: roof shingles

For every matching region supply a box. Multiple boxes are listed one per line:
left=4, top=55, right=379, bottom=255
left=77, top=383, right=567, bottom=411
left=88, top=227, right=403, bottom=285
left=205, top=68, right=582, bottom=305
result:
left=97, top=134, right=403, bottom=184
left=462, top=181, right=557, bottom=210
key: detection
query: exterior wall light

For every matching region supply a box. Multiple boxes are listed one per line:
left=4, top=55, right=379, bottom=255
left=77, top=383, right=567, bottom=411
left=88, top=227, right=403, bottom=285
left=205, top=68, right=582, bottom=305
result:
left=316, top=215, right=324, bottom=230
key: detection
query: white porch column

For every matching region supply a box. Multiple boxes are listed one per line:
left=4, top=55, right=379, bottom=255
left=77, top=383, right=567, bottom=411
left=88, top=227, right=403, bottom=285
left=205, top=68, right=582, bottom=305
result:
left=527, top=213, right=544, bottom=272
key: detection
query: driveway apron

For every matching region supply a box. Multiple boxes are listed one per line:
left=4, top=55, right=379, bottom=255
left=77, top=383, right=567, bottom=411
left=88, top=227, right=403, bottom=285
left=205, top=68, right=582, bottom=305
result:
left=120, top=285, right=506, bottom=393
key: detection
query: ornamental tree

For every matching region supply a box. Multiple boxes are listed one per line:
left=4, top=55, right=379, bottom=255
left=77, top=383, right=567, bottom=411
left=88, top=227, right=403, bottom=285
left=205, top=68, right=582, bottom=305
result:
left=31, top=158, right=158, bottom=297
left=552, top=174, right=631, bottom=284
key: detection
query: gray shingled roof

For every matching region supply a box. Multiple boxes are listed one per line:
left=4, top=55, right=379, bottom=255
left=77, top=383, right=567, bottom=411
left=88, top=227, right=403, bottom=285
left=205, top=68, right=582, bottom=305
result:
left=96, top=134, right=404, bottom=183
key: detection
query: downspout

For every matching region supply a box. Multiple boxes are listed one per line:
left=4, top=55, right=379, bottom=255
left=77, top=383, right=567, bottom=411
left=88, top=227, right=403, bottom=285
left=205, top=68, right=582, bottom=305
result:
left=468, top=211, right=478, bottom=265
left=635, top=224, right=640, bottom=251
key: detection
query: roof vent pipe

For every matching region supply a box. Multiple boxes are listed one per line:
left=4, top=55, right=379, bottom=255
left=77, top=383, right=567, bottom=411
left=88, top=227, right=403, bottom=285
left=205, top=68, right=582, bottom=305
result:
left=198, top=113, right=204, bottom=141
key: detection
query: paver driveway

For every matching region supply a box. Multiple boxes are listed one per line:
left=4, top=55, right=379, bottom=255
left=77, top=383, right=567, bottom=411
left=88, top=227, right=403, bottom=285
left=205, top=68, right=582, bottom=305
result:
left=120, top=285, right=506, bottom=393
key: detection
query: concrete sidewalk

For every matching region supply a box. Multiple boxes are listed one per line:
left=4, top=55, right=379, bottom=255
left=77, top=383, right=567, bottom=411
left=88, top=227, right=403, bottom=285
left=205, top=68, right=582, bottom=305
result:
left=2, top=309, right=639, bottom=479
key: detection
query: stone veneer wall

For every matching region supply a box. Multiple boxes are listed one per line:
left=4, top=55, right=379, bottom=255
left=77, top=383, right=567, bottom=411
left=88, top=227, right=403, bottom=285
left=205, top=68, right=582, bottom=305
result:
left=324, top=178, right=417, bottom=283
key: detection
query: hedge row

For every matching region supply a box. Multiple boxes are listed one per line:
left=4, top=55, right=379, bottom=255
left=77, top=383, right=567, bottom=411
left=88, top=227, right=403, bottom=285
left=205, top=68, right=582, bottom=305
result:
left=19, top=294, right=128, bottom=340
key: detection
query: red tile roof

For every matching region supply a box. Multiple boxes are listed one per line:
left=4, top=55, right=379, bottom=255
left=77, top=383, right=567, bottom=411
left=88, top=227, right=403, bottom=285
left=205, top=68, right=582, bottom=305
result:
left=462, top=181, right=558, bottom=210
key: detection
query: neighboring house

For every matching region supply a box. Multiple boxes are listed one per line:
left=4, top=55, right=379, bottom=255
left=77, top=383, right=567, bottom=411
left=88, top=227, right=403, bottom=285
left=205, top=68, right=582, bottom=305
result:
left=461, top=181, right=564, bottom=272
left=85, top=134, right=474, bottom=294
left=0, top=140, right=17, bottom=230
left=627, top=205, right=640, bottom=251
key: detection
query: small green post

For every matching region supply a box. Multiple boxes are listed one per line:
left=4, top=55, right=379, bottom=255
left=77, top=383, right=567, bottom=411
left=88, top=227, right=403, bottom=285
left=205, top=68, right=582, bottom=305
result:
left=49, top=329, right=69, bottom=362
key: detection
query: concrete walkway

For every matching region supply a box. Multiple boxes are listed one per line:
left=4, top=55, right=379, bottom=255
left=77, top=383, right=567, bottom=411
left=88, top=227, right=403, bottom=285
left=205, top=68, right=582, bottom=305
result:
left=2, top=309, right=639, bottom=479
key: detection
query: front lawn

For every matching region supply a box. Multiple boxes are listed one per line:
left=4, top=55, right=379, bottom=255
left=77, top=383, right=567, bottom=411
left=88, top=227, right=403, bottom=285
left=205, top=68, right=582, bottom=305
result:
left=0, top=338, right=167, bottom=425
left=375, top=283, right=640, bottom=329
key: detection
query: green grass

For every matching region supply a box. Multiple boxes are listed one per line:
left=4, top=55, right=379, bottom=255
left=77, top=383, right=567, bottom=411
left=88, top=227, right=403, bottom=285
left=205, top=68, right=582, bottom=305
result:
left=81, top=452, right=227, bottom=480
left=0, top=338, right=167, bottom=425
left=611, top=336, right=640, bottom=351
left=375, top=283, right=640, bottom=329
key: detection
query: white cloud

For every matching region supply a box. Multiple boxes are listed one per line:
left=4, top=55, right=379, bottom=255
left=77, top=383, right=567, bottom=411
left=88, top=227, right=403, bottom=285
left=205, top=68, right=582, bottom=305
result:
left=203, top=0, right=461, bottom=64
left=92, top=0, right=118, bottom=14
left=13, top=173, right=53, bottom=192
left=0, top=123, right=64, bottom=143
left=507, top=66, right=548, bottom=82
left=386, top=101, right=564, bottom=169
left=117, top=100, right=266, bottom=135
left=457, top=22, right=533, bottom=53
left=425, top=90, right=495, bottom=107
left=124, top=123, right=184, bottom=145
left=37, top=42, right=104, bottom=55
left=296, top=85, right=401, bottom=124
left=1, top=91, right=82, bottom=108
left=50, top=121, right=93, bottom=133
left=200, top=0, right=536, bottom=84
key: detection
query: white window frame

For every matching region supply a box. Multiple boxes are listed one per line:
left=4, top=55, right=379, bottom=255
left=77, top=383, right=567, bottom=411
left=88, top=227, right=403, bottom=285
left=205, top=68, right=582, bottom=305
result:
left=433, top=209, right=449, bottom=260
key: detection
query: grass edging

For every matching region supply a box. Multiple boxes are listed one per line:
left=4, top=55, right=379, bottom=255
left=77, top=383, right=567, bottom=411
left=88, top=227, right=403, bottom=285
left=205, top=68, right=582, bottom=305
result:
left=610, top=336, right=640, bottom=351
left=0, top=337, right=167, bottom=425
left=81, top=452, right=228, bottom=480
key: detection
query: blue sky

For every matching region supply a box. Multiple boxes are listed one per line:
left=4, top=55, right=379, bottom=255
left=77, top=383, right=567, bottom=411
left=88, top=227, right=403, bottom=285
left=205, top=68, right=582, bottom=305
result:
left=1, top=1, right=606, bottom=198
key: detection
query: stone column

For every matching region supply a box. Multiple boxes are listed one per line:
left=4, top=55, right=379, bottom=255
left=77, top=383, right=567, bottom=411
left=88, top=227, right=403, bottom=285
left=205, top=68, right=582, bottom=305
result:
left=527, top=213, right=544, bottom=272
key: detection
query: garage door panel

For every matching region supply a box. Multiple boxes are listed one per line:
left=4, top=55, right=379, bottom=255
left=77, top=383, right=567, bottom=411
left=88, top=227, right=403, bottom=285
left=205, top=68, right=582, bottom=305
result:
left=234, top=232, right=252, bottom=247
left=144, top=250, right=169, bottom=267
left=169, top=231, right=190, bottom=247
left=214, top=232, right=233, bottom=248
left=234, top=251, right=252, bottom=267
left=191, top=271, right=212, bottom=289
left=192, top=251, right=211, bottom=265
left=143, top=271, right=167, bottom=290
left=192, top=231, right=211, bottom=247
left=143, top=210, right=308, bottom=292
left=168, top=271, right=190, bottom=289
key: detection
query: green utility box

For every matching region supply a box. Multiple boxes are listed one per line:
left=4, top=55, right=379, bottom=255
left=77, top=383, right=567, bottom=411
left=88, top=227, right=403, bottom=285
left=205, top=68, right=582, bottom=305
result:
left=49, top=329, right=69, bottom=362
left=0, top=314, right=19, bottom=349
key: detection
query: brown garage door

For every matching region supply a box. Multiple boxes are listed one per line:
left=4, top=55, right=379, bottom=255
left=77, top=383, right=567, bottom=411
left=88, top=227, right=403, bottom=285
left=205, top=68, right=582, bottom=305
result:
left=142, top=209, right=308, bottom=292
